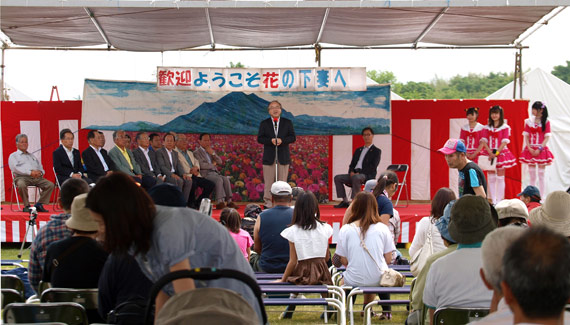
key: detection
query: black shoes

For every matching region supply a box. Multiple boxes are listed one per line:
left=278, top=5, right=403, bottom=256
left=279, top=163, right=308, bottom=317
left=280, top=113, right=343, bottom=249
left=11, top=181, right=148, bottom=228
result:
left=334, top=201, right=350, bottom=209
left=34, top=203, right=49, bottom=213
left=23, top=206, right=31, bottom=213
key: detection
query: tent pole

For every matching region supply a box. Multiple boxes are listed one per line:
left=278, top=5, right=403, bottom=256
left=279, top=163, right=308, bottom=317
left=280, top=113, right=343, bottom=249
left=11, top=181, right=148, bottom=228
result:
left=518, top=48, right=523, bottom=99
left=1, top=45, right=5, bottom=101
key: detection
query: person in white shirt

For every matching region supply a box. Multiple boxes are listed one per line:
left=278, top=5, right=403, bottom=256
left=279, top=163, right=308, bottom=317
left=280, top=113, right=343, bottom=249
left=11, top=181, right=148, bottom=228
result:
left=423, top=195, right=496, bottom=324
left=335, top=191, right=395, bottom=319
left=408, top=187, right=456, bottom=267
left=9, top=133, right=55, bottom=212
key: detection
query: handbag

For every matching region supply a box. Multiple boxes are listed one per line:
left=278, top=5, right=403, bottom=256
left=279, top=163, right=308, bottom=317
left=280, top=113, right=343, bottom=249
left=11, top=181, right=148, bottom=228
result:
left=358, top=228, right=405, bottom=287
left=410, top=222, right=434, bottom=277
left=477, top=155, right=496, bottom=171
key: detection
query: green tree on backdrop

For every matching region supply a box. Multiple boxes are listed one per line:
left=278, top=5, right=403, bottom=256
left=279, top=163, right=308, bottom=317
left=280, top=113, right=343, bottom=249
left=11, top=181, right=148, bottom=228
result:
left=552, top=61, right=570, bottom=84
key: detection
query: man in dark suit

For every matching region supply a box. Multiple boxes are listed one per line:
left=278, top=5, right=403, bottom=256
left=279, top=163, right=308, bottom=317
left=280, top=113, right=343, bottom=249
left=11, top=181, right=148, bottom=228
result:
left=333, top=127, right=381, bottom=208
left=257, top=100, right=296, bottom=208
left=155, top=133, right=192, bottom=203
left=132, top=132, right=165, bottom=185
left=53, top=128, right=91, bottom=185
left=108, top=130, right=156, bottom=190
left=82, top=130, right=116, bottom=183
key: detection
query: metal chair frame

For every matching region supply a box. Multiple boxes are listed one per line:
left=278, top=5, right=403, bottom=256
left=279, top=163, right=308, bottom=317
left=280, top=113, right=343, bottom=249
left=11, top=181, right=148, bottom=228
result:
left=433, top=307, right=490, bottom=324
left=10, top=171, right=40, bottom=212
left=386, top=164, right=410, bottom=207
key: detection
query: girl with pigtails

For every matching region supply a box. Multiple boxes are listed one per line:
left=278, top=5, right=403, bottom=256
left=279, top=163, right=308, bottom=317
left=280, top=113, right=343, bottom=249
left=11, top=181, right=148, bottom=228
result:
left=459, top=107, right=486, bottom=161
left=480, top=105, right=517, bottom=204
left=519, top=101, right=554, bottom=196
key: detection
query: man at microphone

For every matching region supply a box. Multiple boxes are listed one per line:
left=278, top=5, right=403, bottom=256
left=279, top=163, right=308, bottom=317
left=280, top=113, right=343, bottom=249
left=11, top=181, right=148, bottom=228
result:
left=257, top=100, right=296, bottom=208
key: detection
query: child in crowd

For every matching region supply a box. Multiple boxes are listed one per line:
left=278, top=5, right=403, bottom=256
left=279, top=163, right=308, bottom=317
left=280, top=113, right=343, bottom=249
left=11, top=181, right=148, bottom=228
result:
left=481, top=105, right=517, bottom=204
left=278, top=191, right=333, bottom=319
left=221, top=208, right=253, bottom=261
left=459, top=107, right=486, bottom=161
left=519, top=101, right=554, bottom=196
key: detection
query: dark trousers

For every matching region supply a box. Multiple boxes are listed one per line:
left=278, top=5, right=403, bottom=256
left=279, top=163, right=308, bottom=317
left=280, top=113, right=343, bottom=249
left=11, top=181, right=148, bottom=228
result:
left=188, top=175, right=215, bottom=208
left=334, top=173, right=367, bottom=200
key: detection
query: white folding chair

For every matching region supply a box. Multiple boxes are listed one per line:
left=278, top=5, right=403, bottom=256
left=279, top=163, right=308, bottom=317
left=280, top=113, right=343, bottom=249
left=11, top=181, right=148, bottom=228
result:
left=386, top=164, right=409, bottom=208
left=10, top=171, right=39, bottom=212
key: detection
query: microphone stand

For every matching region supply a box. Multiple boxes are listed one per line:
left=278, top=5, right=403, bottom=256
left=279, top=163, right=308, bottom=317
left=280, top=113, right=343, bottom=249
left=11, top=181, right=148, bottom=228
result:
left=274, top=119, right=279, bottom=183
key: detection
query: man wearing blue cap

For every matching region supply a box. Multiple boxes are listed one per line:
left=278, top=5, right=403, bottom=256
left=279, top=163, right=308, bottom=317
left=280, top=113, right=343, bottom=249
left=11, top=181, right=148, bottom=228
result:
left=438, top=138, right=487, bottom=198
left=517, top=185, right=541, bottom=212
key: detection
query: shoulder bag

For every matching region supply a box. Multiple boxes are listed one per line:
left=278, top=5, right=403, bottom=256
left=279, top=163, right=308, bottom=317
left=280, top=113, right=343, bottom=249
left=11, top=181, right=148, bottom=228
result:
left=410, top=221, right=434, bottom=277
left=358, top=227, right=405, bottom=287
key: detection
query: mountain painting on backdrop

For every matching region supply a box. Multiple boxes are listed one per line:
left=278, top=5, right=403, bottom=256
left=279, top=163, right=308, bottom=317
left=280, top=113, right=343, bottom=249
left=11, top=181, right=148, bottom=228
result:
left=82, top=79, right=391, bottom=135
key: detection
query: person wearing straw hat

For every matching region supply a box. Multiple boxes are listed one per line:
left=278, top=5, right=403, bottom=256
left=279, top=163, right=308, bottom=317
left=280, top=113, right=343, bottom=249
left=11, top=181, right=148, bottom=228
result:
left=529, top=191, right=570, bottom=238
left=423, top=195, right=496, bottom=324
left=42, top=193, right=108, bottom=289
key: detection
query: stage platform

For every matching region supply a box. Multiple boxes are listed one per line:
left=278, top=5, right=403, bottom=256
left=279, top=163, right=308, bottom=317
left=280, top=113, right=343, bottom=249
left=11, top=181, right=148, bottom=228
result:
left=1, top=203, right=430, bottom=244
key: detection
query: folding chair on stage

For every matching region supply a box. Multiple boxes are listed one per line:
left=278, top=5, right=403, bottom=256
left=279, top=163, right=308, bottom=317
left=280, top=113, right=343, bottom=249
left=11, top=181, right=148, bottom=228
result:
left=10, top=171, right=40, bottom=212
left=433, top=307, right=489, bottom=324
left=387, top=164, right=409, bottom=207
left=51, top=167, right=63, bottom=212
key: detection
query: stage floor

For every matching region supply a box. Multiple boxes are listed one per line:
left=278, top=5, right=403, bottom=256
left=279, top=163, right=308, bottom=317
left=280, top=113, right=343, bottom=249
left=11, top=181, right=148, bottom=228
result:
left=1, top=203, right=430, bottom=243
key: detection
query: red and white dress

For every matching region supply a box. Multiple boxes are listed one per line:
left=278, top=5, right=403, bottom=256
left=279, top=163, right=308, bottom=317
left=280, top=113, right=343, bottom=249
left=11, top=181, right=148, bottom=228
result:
left=519, top=118, right=554, bottom=165
left=480, top=124, right=517, bottom=169
left=459, top=122, right=485, bottom=158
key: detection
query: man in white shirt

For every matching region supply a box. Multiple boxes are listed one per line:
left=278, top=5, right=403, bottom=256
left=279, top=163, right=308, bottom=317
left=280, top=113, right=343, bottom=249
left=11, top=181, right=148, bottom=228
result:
left=9, top=133, right=55, bottom=212
left=333, top=127, right=381, bottom=208
left=81, top=130, right=115, bottom=183
left=423, top=195, right=496, bottom=323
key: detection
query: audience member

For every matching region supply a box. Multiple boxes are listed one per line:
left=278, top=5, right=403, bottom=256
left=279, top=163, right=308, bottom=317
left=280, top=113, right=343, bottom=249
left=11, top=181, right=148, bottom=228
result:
left=149, top=133, right=162, bottom=151
left=336, top=191, right=395, bottom=320
left=517, top=185, right=541, bottom=212
left=8, top=133, right=55, bottom=213
left=438, top=138, right=487, bottom=198
left=408, top=200, right=458, bottom=324
left=28, top=178, right=89, bottom=293
left=174, top=133, right=215, bottom=209
left=423, top=195, right=496, bottom=323
left=529, top=190, right=570, bottom=238
left=278, top=192, right=333, bottom=319
left=155, top=133, right=192, bottom=203
left=408, top=188, right=456, bottom=272
left=242, top=204, right=262, bottom=250
left=53, top=128, right=91, bottom=185
left=470, top=227, right=526, bottom=324
left=333, top=127, right=381, bottom=208
left=494, top=199, right=529, bottom=227
left=501, top=226, right=570, bottom=324
left=194, top=133, right=236, bottom=209
left=85, top=172, right=263, bottom=322
left=42, top=193, right=108, bottom=288
left=148, top=183, right=187, bottom=207
left=132, top=132, right=165, bottom=185
left=221, top=208, right=253, bottom=261
left=82, top=130, right=115, bottom=183
left=108, top=130, right=155, bottom=190
left=250, top=181, right=293, bottom=273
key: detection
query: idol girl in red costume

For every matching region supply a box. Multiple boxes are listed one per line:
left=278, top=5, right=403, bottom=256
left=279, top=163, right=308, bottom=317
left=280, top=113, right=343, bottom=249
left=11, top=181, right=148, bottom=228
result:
left=459, top=107, right=486, bottom=161
left=481, top=105, right=517, bottom=204
left=519, top=101, right=554, bottom=196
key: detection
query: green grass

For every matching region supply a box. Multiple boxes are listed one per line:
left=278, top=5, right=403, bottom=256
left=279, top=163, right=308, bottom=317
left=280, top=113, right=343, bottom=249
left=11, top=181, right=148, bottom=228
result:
left=1, top=246, right=411, bottom=323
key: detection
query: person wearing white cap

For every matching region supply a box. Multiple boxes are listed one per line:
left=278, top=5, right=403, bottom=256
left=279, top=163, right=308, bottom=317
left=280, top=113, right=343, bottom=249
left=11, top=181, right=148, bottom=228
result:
left=42, top=193, right=108, bottom=290
left=529, top=191, right=570, bottom=238
left=494, top=199, right=529, bottom=228
left=250, top=181, right=293, bottom=273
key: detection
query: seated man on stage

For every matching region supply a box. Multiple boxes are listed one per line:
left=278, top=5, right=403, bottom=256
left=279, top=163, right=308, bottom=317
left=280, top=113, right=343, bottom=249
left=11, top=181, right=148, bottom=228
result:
left=132, top=132, right=165, bottom=185
left=149, top=133, right=162, bottom=151
left=175, top=134, right=215, bottom=209
left=108, top=130, right=156, bottom=190
left=53, top=128, right=91, bottom=185
left=155, top=133, right=192, bottom=204
left=82, top=130, right=115, bottom=183
left=333, top=127, right=381, bottom=208
left=194, top=133, right=236, bottom=209
left=8, top=133, right=55, bottom=213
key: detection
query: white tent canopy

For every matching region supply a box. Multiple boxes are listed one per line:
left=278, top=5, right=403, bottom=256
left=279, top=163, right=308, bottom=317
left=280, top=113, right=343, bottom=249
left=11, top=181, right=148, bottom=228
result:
left=1, top=1, right=568, bottom=51
left=487, top=68, right=570, bottom=195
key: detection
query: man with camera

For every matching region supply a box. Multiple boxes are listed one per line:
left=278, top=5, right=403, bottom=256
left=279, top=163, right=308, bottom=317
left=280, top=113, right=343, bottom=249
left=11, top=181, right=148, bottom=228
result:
left=333, top=127, right=381, bottom=208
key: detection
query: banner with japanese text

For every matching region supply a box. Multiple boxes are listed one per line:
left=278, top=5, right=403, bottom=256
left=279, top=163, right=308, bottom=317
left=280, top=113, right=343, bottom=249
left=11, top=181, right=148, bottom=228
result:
left=156, top=67, right=366, bottom=92
left=82, top=79, right=390, bottom=136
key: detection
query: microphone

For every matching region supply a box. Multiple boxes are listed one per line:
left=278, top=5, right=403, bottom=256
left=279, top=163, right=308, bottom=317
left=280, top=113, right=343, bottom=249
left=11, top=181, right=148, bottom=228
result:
left=273, top=117, right=278, bottom=131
